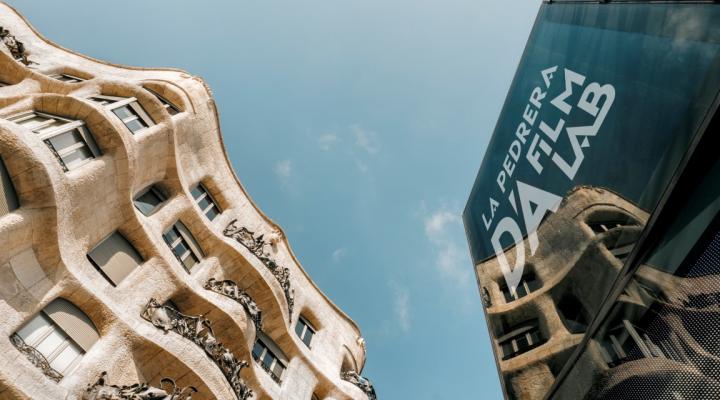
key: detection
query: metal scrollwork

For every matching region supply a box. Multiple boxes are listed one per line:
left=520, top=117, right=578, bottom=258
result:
left=141, top=299, right=253, bottom=400
left=223, top=220, right=295, bottom=321
left=341, top=370, right=377, bottom=400
left=82, top=371, right=197, bottom=400
left=0, top=26, right=30, bottom=65
left=10, top=333, right=63, bottom=382
left=204, top=278, right=263, bottom=332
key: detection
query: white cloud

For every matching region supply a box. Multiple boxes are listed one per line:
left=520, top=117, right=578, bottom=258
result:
left=423, top=207, right=472, bottom=287
left=274, top=159, right=292, bottom=184
left=392, top=284, right=411, bottom=333
left=351, top=125, right=379, bottom=155
left=318, top=132, right=340, bottom=151
left=332, top=247, right=347, bottom=262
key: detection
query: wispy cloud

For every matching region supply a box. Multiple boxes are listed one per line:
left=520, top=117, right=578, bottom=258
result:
left=332, top=247, right=347, bottom=262
left=274, top=159, right=292, bottom=185
left=318, top=132, right=340, bottom=151
left=423, top=207, right=472, bottom=288
left=392, top=283, right=411, bottom=333
left=351, top=125, right=379, bottom=155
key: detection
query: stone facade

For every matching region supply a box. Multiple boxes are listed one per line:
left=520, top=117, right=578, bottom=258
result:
left=0, top=4, right=372, bottom=400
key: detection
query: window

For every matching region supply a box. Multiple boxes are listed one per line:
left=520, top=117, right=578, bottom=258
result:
left=295, top=317, right=316, bottom=348
left=498, top=321, right=545, bottom=360
left=311, top=394, right=320, bottom=400
left=145, top=87, right=180, bottom=115
left=600, top=320, right=673, bottom=368
left=48, top=73, right=85, bottom=83
left=252, top=338, right=287, bottom=384
left=89, top=95, right=154, bottom=134
left=557, top=294, right=589, bottom=334
left=0, top=156, right=19, bottom=216
left=12, top=298, right=99, bottom=378
left=587, top=212, right=640, bottom=234
left=133, top=185, right=166, bottom=216
left=500, top=272, right=540, bottom=303
left=162, top=222, right=203, bottom=272
left=87, top=232, right=143, bottom=286
left=9, top=111, right=101, bottom=171
left=190, top=183, right=221, bottom=221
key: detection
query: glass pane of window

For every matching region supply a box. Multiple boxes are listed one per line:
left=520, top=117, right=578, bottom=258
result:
left=163, top=228, right=180, bottom=246
left=125, top=118, right=147, bottom=133
left=134, top=189, right=163, bottom=215
left=47, top=129, right=83, bottom=152
left=205, top=206, right=219, bottom=221
left=302, top=329, right=313, bottom=347
left=112, top=106, right=133, bottom=120
left=295, top=320, right=305, bottom=338
left=197, top=196, right=212, bottom=212
left=190, top=185, right=204, bottom=200
left=60, top=145, right=93, bottom=170
left=252, top=341, right=264, bottom=360
left=262, top=351, right=274, bottom=369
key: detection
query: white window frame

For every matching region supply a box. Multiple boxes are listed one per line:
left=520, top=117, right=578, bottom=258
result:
left=48, top=73, right=85, bottom=83
left=90, top=94, right=154, bottom=134
left=8, top=111, right=100, bottom=171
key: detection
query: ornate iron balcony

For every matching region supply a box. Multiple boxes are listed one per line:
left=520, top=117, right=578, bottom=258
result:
left=141, top=298, right=253, bottom=400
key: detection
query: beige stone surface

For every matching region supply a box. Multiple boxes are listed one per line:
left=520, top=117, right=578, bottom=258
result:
left=0, top=3, right=369, bottom=399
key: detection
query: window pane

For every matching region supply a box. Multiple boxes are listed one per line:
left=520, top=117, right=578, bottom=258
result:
left=47, top=129, right=82, bottom=152
left=190, top=185, right=204, bottom=200
left=125, top=118, right=147, bottom=133
left=112, top=106, right=133, bottom=120
left=302, top=329, right=313, bottom=347
left=295, top=320, right=305, bottom=338
left=197, top=196, right=212, bottom=212
left=252, top=341, right=264, bottom=360
left=262, top=351, right=274, bottom=369
left=134, top=189, right=163, bottom=215
left=163, top=228, right=180, bottom=245
left=60, top=145, right=93, bottom=170
left=173, top=242, right=189, bottom=259
left=205, top=206, right=219, bottom=221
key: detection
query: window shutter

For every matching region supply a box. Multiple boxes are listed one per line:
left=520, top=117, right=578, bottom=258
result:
left=0, top=157, right=19, bottom=215
left=176, top=222, right=204, bottom=259
left=88, top=232, right=143, bottom=285
left=43, top=298, right=99, bottom=352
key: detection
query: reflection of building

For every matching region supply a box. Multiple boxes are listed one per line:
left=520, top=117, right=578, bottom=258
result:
left=0, top=5, right=373, bottom=400
left=475, top=187, right=648, bottom=400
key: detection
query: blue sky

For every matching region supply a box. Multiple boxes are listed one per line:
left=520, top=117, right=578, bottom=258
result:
left=7, top=1, right=540, bottom=398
